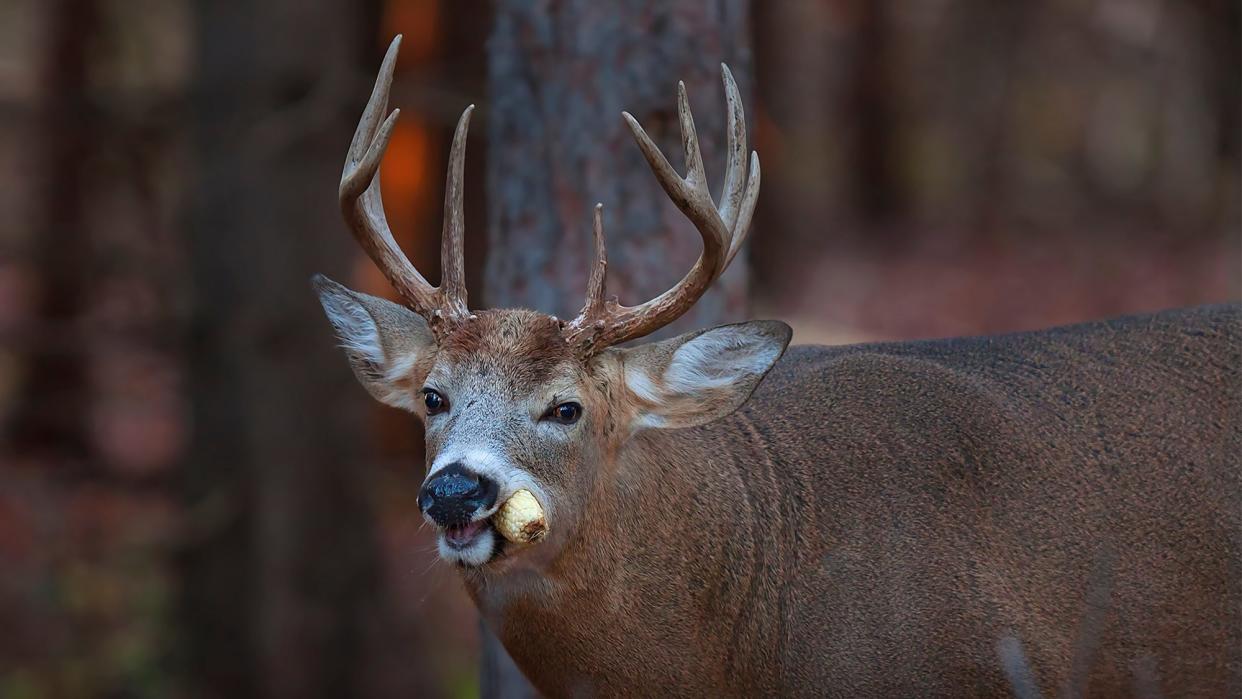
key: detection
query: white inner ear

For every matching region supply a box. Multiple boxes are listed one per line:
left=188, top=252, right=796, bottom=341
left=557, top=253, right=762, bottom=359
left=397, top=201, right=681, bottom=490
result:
left=320, top=292, right=386, bottom=368
left=623, top=364, right=663, bottom=403
left=663, top=325, right=784, bottom=395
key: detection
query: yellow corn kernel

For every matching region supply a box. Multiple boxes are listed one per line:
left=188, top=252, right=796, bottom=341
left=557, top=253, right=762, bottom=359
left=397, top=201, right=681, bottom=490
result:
left=494, top=489, right=547, bottom=544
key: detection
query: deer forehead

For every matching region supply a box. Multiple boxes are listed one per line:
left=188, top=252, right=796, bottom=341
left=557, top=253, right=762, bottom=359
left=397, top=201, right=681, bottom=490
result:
left=427, top=309, right=589, bottom=398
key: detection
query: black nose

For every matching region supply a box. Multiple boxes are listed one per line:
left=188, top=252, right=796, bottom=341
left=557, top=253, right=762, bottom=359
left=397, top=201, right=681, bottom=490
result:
left=418, top=463, right=499, bottom=527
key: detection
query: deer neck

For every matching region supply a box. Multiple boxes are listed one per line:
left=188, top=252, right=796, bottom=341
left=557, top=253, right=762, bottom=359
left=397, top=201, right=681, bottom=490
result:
left=463, top=429, right=758, bottom=692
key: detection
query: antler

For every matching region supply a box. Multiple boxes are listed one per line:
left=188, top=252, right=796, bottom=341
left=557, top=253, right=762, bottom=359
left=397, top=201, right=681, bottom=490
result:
left=564, top=65, right=761, bottom=357
left=339, top=35, right=473, bottom=336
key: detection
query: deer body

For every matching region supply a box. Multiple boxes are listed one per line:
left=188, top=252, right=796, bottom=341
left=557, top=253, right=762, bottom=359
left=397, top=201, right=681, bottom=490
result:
left=470, top=304, right=1239, bottom=696
left=316, top=37, right=1238, bottom=698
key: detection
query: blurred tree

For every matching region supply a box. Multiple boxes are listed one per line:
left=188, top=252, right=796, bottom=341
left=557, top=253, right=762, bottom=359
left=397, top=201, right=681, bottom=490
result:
left=485, top=0, right=754, bottom=333
left=10, top=0, right=96, bottom=462
left=179, top=2, right=410, bottom=697
left=483, top=1, right=754, bottom=696
left=852, top=0, right=902, bottom=232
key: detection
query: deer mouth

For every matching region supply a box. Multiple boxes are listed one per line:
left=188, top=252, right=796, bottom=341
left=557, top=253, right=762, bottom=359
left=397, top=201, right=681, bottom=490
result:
left=444, top=519, right=490, bottom=548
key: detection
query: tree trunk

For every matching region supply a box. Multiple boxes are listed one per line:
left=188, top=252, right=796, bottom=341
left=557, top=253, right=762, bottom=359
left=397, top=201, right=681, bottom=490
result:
left=11, top=0, right=96, bottom=463
left=486, top=0, right=754, bottom=334
left=180, top=3, right=396, bottom=696
left=483, top=2, right=753, bottom=695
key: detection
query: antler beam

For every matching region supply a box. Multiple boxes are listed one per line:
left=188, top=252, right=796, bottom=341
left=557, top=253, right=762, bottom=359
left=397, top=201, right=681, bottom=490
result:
left=564, top=65, right=761, bottom=356
left=339, top=35, right=473, bottom=335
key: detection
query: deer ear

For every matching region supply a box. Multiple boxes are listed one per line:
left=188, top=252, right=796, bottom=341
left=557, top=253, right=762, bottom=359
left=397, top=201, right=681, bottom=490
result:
left=312, top=274, right=435, bottom=411
left=616, top=320, right=791, bottom=431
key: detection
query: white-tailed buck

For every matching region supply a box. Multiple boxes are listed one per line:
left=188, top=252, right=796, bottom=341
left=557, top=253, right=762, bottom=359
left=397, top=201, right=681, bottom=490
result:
left=315, top=37, right=1240, bottom=696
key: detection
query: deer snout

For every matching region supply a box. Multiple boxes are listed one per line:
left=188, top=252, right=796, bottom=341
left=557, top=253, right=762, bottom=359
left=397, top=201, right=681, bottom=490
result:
left=419, top=463, right=499, bottom=528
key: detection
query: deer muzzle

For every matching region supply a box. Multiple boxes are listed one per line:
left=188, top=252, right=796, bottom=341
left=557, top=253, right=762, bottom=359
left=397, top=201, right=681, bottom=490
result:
left=419, top=464, right=499, bottom=529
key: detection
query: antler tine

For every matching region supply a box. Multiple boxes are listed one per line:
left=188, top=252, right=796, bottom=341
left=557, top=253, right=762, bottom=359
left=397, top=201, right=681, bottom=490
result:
left=676, top=81, right=710, bottom=195
left=340, top=36, right=439, bottom=315
left=439, top=105, right=474, bottom=320
left=718, top=64, right=746, bottom=232
left=726, top=151, right=761, bottom=269
left=342, top=36, right=400, bottom=190
left=339, top=36, right=474, bottom=335
left=564, top=204, right=609, bottom=341
left=584, top=204, right=608, bottom=314
left=565, top=64, right=760, bottom=356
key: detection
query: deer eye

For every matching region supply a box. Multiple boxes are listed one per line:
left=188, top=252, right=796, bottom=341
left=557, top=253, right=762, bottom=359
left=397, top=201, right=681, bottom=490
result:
left=422, top=388, right=448, bottom=415
left=545, top=402, right=582, bottom=425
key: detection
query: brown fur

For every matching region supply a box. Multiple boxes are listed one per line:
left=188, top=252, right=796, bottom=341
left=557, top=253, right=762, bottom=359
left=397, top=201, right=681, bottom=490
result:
left=321, top=43, right=1236, bottom=694
left=438, top=311, right=576, bottom=381
left=317, top=280, right=1239, bottom=696
left=460, top=304, right=1239, bottom=697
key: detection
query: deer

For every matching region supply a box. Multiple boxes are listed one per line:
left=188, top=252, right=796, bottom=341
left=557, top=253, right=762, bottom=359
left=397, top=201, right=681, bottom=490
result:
left=314, top=37, right=1240, bottom=697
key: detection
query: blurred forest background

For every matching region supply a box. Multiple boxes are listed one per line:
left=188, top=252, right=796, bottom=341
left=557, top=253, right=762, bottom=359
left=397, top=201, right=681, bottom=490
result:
left=0, top=0, right=1237, bottom=697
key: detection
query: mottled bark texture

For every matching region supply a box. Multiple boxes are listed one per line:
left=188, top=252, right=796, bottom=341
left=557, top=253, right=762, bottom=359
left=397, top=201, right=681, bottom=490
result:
left=482, top=2, right=753, bottom=696
left=181, top=3, right=397, bottom=697
left=486, top=1, right=754, bottom=337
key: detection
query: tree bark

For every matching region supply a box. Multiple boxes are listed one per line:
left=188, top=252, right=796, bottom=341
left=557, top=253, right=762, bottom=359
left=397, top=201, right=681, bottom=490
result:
left=483, top=2, right=753, bottom=695
left=486, top=0, right=753, bottom=336
left=180, top=3, right=396, bottom=696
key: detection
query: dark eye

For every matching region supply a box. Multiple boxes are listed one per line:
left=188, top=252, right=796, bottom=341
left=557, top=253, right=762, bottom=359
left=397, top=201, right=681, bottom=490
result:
left=546, top=402, right=582, bottom=425
left=422, top=389, right=448, bottom=415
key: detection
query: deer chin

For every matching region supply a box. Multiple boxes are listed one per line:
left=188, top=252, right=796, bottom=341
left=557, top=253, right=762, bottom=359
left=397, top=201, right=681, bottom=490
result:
left=438, top=520, right=498, bottom=567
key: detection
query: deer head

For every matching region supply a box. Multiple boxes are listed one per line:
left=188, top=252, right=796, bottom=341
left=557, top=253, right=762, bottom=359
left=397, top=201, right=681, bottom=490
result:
left=315, top=37, right=790, bottom=567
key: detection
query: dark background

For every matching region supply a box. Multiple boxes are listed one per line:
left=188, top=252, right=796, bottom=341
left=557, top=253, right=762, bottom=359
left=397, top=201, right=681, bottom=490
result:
left=1, top=0, right=1237, bottom=697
